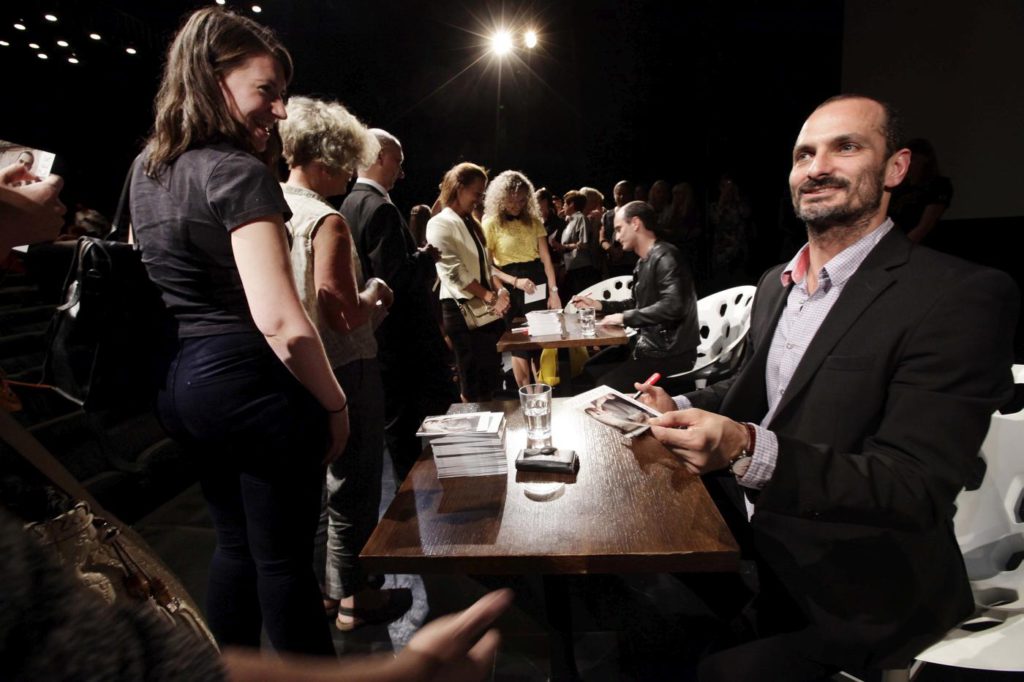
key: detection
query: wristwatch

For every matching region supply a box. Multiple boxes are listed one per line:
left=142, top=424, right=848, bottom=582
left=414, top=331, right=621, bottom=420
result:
left=729, top=422, right=756, bottom=477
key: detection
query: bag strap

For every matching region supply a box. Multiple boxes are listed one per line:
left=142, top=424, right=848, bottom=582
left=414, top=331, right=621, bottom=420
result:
left=0, top=409, right=106, bottom=515
left=105, top=162, right=136, bottom=244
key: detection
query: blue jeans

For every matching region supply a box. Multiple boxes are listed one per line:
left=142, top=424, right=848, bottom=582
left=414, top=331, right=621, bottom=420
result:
left=158, top=332, right=333, bottom=656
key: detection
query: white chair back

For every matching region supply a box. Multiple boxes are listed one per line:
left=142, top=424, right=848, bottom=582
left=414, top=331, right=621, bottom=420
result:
left=692, top=285, right=756, bottom=372
left=563, top=275, right=634, bottom=314
left=915, top=364, right=1024, bottom=672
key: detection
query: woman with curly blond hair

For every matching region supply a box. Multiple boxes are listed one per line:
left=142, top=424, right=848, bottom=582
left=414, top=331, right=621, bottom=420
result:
left=482, top=170, right=560, bottom=386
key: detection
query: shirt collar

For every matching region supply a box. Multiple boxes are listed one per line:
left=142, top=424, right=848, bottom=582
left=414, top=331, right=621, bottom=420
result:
left=281, top=182, right=328, bottom=205
left=355, top=177, right=390, bottom=201
left=781, top=218, right=894, bottom=288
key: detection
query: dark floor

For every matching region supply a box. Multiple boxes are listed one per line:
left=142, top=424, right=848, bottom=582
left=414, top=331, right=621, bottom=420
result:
left=132, top=450, right=1018, bottom=682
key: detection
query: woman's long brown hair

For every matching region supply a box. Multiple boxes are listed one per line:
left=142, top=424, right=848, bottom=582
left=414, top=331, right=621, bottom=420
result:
left=144, top=7, right=293, bottom=176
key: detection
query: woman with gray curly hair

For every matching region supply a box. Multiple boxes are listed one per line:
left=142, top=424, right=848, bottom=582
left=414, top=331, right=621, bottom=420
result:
left=481, top=170, right=561, bottom=386
left=278, top=96, right=409, bottom=631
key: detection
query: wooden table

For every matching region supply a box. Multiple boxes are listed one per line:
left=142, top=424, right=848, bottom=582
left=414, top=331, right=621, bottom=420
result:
left=363, top=398, right=737, bottom=573
left=495, top=310, right=629, bottom=353
left=496, top=311, right=629, bottom=395
left=362, top=398, right=739, bottom=679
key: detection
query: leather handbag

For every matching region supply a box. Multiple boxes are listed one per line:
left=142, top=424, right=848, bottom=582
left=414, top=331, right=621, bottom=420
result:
left=457, top=296, right=501, bottom=330
left=0, top=410, right=217, bottom=648
left=456, top=217, right=501, bottom=330
left=42, top=168, right=174, bottom=412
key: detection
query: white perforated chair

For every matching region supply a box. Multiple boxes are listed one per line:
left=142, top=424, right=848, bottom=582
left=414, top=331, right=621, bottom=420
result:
left=665, top=285, right=756, bottom=389
left=911, top=365, right=1024, bottom=674
left=564, top=275, right=634, bottom=314
left=564, top=275, right=637, bottom=337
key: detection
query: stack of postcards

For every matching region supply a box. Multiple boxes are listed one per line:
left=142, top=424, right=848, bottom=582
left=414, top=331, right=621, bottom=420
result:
left=526, top=310, right=562, bottom=336
left=416, top=412, right=508, bottom=478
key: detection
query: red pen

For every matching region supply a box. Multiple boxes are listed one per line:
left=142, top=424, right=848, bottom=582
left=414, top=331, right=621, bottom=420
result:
left=632, top=372, right=661, bottom=400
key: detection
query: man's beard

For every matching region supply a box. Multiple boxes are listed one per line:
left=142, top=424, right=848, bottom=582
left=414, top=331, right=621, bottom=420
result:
left=793, top=170, right=885, bottom=235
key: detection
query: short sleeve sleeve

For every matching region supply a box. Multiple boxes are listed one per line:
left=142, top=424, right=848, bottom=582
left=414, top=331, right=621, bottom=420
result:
left=531, top=218, right=547, bottom=240
left=207, top=153, right=291, bottom=231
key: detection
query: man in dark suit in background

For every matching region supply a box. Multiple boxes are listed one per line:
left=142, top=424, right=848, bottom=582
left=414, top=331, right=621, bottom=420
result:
left=341, top=129, right=455, bottom=483
left=638, top=95, right=1018, bottom=680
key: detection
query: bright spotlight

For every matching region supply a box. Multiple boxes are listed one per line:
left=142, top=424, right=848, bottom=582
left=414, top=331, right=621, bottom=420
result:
left=57, top=40, right=68, bottom=47
left=89, top=33, right=101, bottom=40
left=251, top=5, right=262, bottom=13
left=126, top=47, right=137, bottom=55
left=28, top=42, right=40, bottom=49
left=45, top=14, right=58, bottom=22
left=524, top=30, right=538, bottom=49
left=490, top=30, right=513, bottom=56
left=14, top=23, right=26, bottom=31
left=68, top=56, right=79, bottom=64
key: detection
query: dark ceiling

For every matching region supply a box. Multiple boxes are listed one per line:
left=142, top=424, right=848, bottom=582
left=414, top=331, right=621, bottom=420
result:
left=2, top=0, right=843, bottom=229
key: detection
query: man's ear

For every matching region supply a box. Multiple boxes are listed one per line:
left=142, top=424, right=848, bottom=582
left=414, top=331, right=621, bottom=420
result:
left=885, top=147, right=911, bottom=190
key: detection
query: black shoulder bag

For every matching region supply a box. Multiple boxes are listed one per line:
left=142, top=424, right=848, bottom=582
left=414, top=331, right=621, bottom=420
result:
left=42, top=167, right=175, bottom=413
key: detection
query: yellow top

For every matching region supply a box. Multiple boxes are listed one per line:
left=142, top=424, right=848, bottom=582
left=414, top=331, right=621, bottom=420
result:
left=481, top=215, right=547, bottom=266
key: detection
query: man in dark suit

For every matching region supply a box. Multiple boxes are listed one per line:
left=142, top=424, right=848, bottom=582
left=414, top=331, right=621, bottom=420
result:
left=340, top=129, right=455, bottom=482
left=638, top=95, right=1018, bottom=680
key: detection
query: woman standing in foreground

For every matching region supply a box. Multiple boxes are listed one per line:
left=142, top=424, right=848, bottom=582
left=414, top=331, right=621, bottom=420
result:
left=481, top=170, right=560, bottom=387
left=130, top=8, right=345, bottom=655
left=427, top=163, right=510, bottom=402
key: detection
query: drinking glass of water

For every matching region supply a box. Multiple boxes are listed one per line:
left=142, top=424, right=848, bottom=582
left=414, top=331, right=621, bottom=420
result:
left=578, top=306, right=596, bottom=337
left=519, top=383, right=553, bottom=446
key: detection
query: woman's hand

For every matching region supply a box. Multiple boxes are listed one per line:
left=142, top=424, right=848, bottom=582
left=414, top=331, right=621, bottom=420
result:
left=514, top=277, right=537, bottom=295
left=547, top=289, right=562, bottom=310
left=366, top=277, right=394, bottom=309
left=490, top=289, right=511, bottom=316
left=399, top=589, right=513, bottom=682
left=324, top=408, right=350, bottom=465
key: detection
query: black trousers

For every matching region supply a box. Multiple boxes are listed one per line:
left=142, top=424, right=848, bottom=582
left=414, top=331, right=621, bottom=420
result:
left=441, top=299, right=505, bottom=402
left=502, top=259, right=547, bottom=360
left=157, top=331, right=333, bottom=656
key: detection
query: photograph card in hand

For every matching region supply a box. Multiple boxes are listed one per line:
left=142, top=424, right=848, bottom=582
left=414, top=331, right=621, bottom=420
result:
left=573, top=386, right=661, bottom=438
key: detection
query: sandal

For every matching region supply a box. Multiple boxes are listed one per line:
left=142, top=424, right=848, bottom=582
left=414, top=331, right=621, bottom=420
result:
left=323, top=597, right=339, bottom=619
left=335, top=588, right=412, bottom=631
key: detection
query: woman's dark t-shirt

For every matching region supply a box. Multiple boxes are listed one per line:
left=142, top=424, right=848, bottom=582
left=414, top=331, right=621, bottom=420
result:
left=130, top=144, right=290, bottom=338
